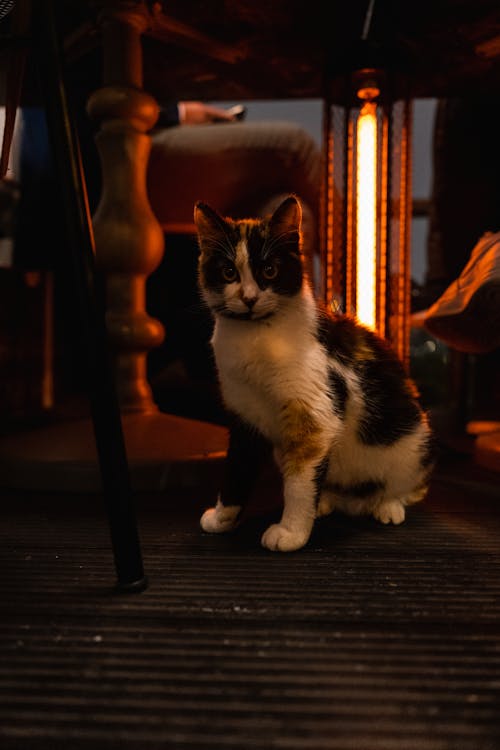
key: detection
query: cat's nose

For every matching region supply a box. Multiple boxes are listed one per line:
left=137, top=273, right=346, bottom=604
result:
left=242, top=295, right=257, bottom=310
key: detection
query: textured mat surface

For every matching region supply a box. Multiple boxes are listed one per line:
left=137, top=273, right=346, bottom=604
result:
left=0, top=451, right=499, bottom=749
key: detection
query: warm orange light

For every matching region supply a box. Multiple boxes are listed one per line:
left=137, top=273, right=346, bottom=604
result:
left=355, top=100, right=377, bottom=330
left=323, top=92, right=411, bottom=365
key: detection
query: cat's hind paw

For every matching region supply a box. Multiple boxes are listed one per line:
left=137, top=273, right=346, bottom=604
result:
left=261, top=523, right=310, bottom=552
left=373, top=499, right=406, bottom=525
left=200, top=501, right=241, bottom=534
left=316, top=494, right=334, bottom=518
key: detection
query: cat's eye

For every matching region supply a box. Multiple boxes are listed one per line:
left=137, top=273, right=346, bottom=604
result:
left=221, top=264, right=237, bottom=282
left=262, top=262, right=278, bottom=280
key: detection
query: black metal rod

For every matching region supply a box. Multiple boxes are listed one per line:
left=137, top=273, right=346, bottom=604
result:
left=34, top=0, right=147, bottom=592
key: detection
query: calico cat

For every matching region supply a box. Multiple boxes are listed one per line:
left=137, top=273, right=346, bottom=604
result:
left=194, top=195, right=434, bottom=552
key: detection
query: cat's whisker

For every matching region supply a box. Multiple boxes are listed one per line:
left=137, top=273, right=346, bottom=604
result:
left=262, top=228, right=299, bottom=259
left=203, top=233, right=235, bottom=260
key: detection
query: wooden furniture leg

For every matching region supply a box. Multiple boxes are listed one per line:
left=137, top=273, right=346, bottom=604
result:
left=87, top=2, right=165, bottom=413
left=0, top=0, right=228, bottom=493
left=0, top=0, right=147, bottom=591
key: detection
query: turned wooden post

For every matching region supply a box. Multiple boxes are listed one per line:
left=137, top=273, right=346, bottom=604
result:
left=86, top=1, right=165, bottom=413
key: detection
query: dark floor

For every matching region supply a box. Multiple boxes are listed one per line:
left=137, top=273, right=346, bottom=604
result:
left=0, top=443, right=499, bottom=750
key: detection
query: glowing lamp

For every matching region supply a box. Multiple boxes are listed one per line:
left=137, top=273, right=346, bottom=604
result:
left=355, top=97, right=378, bottom=330
left=322, top=67, right=412, bottom=366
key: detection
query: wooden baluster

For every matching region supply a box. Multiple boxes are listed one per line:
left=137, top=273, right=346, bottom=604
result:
left=87, top=0, right=164, bottom=413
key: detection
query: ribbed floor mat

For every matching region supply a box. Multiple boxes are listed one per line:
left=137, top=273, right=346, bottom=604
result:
left=0, top=454, right=499, bottom=749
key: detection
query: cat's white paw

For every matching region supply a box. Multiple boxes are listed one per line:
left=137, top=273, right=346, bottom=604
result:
left=261, top=523, right=309, bottom=552
left=373, top=499, right=406, bottom=525
left=200, top=504, right=241, bottom=534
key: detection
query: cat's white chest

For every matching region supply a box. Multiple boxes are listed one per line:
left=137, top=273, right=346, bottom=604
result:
left=212, top=312, right=328, bottom=439
left=214, top=318, right=293, bottom=373
left=213, top=317, right=297, bottom=389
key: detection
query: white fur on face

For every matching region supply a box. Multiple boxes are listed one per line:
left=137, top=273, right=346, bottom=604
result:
left=221, top=237, right=278, bottom=319
left=235, top=239, right=259, bottom=300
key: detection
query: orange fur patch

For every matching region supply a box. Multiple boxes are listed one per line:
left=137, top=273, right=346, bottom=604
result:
left=279, top=400, right=325, bottom=476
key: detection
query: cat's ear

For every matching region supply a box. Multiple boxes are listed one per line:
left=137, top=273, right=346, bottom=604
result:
left=194, top=201, right=227, bottom=239
left=269, top=195, right=302, bottom=238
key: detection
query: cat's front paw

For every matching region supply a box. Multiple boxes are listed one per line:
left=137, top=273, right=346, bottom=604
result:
left=200, top=502, right=241, bottom=534
left=261, top=523, right=310, bottom=552
left=373, top=499, right=406, bottom=525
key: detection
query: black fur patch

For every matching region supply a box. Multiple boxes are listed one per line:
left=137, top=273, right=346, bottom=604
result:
left=246, top=223, right=303, bottom=296
left=220, top=415, right=272, bottom=509
left=357, top=359, right=421, bottom=445
left=328, top=367, right=348, bottom=418
left=315, top=305, right=422, bottom=446
left=315, top=308, right=368, bottom=367
left=199, top=221, right=240, bottom=291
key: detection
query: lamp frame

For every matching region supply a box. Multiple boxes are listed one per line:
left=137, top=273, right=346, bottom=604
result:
left=321, top=91, right=413, bottom=367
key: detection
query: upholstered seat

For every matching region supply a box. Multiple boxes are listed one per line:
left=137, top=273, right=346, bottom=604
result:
left=147, top=119, right=321, bottom=283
